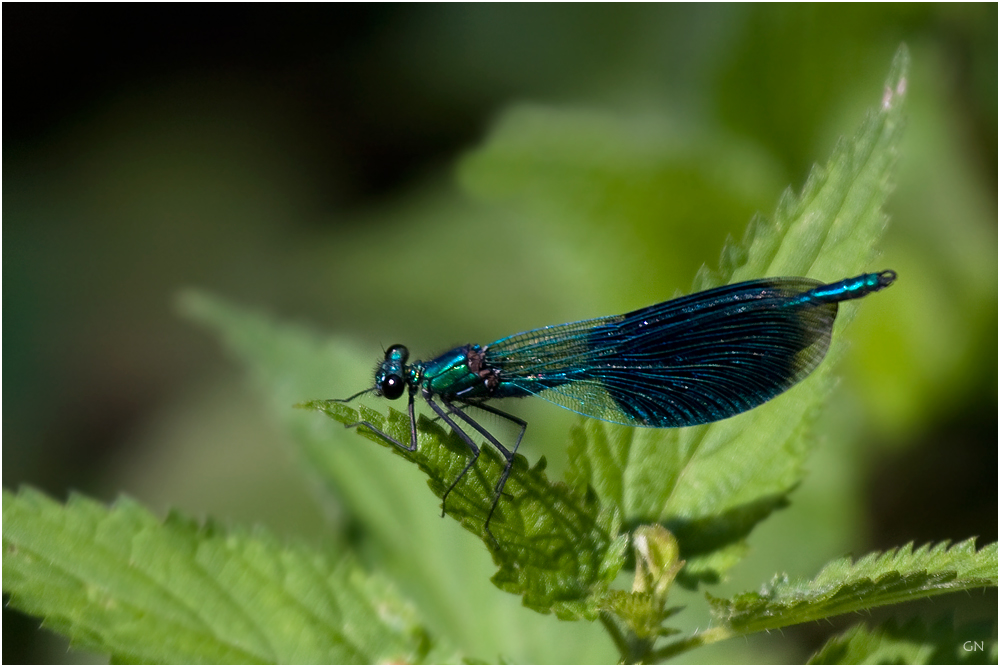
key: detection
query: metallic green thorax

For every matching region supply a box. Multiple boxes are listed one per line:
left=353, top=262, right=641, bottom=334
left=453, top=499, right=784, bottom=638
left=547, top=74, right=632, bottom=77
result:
left=420, top=345, right=499, bottom=399
left=378, top=344, right=517, bottom=402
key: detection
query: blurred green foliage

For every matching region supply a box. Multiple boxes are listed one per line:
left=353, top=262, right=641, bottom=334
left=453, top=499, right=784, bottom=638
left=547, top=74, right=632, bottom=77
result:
left=5, top=5, right=996, bottom=663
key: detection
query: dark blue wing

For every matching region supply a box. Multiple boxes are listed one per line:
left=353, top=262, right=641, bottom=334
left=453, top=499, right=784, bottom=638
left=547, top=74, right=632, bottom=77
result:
left=483, top=278, right=838, bottom=427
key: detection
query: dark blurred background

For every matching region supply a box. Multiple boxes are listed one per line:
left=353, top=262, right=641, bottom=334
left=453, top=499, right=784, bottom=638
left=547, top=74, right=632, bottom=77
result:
left=4, top=5, right=996, bottom=663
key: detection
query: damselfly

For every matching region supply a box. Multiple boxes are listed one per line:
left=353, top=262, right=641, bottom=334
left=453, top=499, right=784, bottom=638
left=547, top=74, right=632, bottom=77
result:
left=337, top=270, right=896, bottom=532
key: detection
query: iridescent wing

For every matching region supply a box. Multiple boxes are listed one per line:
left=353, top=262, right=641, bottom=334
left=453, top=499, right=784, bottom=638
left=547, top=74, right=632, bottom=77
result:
left=484, top=278, right=836, bottom=427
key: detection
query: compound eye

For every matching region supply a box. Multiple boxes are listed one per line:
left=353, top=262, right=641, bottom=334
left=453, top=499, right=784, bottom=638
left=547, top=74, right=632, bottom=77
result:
left=380, top=374, right=405, bottom=400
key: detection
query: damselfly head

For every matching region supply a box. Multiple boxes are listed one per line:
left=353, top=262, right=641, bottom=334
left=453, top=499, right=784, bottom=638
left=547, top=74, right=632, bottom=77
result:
left=375, top=344, right=409, bottom=400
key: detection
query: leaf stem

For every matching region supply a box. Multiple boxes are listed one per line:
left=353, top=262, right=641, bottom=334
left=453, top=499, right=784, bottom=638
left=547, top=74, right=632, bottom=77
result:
left=599, top=611, right=632, bottom=660
left=651, top=626, right=734, bottom=662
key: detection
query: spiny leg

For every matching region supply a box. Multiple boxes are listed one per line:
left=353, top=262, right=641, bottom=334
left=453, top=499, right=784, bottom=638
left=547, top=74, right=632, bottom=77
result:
left=443, top=398, right=527, bottom=533
left=339, top=391, right=487, bottom=522
left=424, top=396, right=481, bottom=516
left=336, top=389, right=526, bottom=538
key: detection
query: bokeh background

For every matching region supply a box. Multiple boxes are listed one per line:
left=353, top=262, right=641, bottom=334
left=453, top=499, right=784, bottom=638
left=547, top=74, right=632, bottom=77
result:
left=5, top=5, right=996, bottom=663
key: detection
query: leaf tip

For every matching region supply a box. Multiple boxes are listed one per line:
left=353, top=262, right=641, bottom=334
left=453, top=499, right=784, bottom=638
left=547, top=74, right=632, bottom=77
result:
left=882, top=44, right=910, bottom=113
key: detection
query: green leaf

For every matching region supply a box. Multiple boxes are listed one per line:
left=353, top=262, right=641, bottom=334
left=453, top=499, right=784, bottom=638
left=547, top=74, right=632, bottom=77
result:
left=566, top=46, right=909, bottom=585
left=299, top=399, right=627, bottom=620
left=2, top=487, right=446, bottom=664
left=708, top=539, right=998, bottom=634
left=809, top=616, right=998, bottom=665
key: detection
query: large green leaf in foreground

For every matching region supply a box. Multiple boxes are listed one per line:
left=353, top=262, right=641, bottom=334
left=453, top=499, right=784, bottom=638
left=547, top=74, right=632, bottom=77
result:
left=3, top=487, right=445, bottom=664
